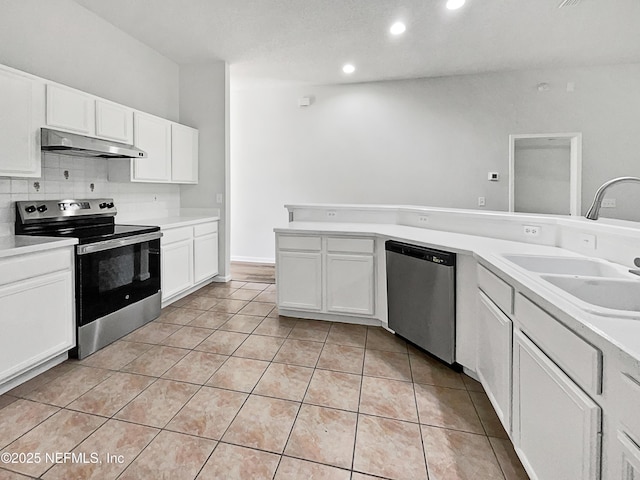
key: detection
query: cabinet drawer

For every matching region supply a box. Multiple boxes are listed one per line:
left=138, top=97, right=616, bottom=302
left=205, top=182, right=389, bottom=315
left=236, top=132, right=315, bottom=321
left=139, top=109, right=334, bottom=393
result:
left=515, top=293, right=602, bottom=395
left=477, top=265, right=513, bottom=315
left=0, top=249, right=72, bottom=287
left=194, top=221, right=217, bottom=237
left=162, top=226, right=193, bottom=245
left=327, top=237, right=374, bottom=254
left=619, top=372, right=640, bottom=437
left=278, top=235, right=321, bottom=251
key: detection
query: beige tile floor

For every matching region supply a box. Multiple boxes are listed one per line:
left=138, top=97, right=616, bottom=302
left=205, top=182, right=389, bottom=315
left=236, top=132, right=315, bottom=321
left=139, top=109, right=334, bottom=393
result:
left=0, top=278, right=529, bottom=479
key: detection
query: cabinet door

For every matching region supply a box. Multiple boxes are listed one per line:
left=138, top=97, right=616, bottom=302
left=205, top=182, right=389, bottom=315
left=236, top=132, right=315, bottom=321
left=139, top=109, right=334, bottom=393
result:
left=194, top=234, right=218, bottom=283
left=95, top=100, right=133, bottom=144
left=46, top=84, right=94, bottom=135
left=477, top=291, right=512, bottom=434
left=277, top=251, right=322, bottom=311
left=132, top=112, right=172, bottom=182
left=0, top=271, right=74, bottom=383
left=326, top=253, right=374, bottom=315
left=513, top=329, right=602, bottom=480
left=619, top=431, right=640, bottom=480
left=171, top=123, right=199, bottom=183
left=0, top=69, right=44, bottom=177
left=161, top=239, right=193, bottom=300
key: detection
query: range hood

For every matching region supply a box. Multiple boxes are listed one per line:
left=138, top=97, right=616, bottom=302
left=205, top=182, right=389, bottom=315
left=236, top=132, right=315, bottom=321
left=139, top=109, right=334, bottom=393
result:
left=41, top=128, right=147, bottom=159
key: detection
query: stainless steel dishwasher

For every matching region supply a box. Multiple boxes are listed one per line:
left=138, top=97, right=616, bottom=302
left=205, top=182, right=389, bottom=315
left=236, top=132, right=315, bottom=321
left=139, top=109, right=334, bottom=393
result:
left=385, top=240, right=456, bottom=365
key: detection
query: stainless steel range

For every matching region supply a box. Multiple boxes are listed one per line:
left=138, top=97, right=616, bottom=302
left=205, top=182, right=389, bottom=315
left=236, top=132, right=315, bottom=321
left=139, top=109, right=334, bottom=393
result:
left=15, top=198, right=162, bottom=359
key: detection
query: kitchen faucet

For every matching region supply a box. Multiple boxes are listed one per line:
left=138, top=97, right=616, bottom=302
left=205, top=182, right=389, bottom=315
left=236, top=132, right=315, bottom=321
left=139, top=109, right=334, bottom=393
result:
left=585, top=176, right=640, bottom=220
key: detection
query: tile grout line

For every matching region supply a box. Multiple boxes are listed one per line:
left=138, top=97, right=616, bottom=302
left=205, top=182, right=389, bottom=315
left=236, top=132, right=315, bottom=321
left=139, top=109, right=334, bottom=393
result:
left=408, top=347, right=431, bottom=480
left=349, top=325, right=368, bottom=476
left=270, top=316, right=335, bottom=477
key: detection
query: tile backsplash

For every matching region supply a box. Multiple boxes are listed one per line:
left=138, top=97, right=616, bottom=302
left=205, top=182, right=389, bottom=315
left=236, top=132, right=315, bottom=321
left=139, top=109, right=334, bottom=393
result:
left=0, top=153, right=180, bottom=236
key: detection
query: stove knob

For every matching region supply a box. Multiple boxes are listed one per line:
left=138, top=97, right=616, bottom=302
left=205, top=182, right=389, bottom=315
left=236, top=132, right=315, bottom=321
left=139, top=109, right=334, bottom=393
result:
left=25, top=205, right=36, bottom=213
left=106, top=202, right=115, bottom=209
left=99, top=202, right=107, bottom=209
left=37, top=205, right=48, bottom=213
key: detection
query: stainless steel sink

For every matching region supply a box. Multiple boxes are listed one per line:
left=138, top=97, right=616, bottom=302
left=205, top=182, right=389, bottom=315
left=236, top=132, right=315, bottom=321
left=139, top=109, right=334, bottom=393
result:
left=541, top=275, right=640, bottom=316
left=502, top=254, right=627, bottom=278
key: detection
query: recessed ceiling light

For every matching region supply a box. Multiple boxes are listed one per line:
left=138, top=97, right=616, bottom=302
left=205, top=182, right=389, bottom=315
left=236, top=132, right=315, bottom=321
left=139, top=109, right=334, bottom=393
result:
left=390, top=22, right=406, bottom=35
left=446, top=0, right=466, bottom=10
left=342, top=64, right=356, bottom=74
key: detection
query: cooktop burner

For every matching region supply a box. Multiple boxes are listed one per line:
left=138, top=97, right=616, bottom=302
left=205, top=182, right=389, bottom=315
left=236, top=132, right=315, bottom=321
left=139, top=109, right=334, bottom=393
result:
left=28, top=223, right=161, bottom=245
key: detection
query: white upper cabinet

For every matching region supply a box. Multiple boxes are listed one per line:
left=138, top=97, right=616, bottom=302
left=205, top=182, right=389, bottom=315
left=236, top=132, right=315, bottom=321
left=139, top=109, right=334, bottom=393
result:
left=0, top=67, right=44, bottom=178
left=171, top=123, right=199, bottom=183
left=0, top=61, right=199, bottom=183
left=95, top=100, right=133, bottom=144
left=45, top=84, right=94, bottom=135
left=132, top=112, right=172, bottom=183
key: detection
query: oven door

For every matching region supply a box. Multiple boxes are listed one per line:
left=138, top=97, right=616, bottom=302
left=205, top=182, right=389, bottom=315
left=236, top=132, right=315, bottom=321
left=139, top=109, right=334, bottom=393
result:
left=76, top=232, right=162, bottom=326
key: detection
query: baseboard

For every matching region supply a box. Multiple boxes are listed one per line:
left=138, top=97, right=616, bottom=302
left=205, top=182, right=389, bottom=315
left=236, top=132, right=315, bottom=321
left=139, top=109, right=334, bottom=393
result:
left=279, top=308, right=382, bottom=326
left=0, top=352, right=68, bottom=395
left=231, top=256, right=275, bottom=264
left=212, top=275, right=232, bottom=282
left=462, top=366, right=480, bottom=381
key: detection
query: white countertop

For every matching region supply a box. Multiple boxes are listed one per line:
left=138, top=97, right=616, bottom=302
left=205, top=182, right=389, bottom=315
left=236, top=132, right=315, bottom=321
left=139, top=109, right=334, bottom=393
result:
left=0, top=235, right=77, bottom=259
left=276, top=221, right=640, bottom=365
left=128, top=215, right=220, bottom=229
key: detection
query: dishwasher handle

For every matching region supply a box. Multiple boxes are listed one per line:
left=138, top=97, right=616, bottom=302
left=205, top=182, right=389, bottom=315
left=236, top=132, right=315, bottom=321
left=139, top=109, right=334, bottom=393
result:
left=385, top=240, right=456, bottom=266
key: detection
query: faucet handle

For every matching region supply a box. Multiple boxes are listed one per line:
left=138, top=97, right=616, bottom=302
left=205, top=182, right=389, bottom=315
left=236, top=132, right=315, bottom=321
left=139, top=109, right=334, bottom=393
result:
left=635, top=257, right=640, bottom=268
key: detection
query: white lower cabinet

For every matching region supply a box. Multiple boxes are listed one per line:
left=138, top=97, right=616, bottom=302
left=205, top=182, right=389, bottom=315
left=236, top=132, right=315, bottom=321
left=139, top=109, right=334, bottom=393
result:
left=160, top=221, right=218, bottom=304
left=476, top=291, right=512, bottom=434
left=513, top=329, right=602, bottom=480
left=276, top=234, right=375, bottom=318
left=618, top=431, right=640, bottom=480
left=326, top=253, right=374, bottom=315
left=194, top=232, right=219, bottom=283
left=162, top=239, right=193, bottom=299
left=0, top=248, right=74, bottom=393
left=278, top=251, right=322, bottom=310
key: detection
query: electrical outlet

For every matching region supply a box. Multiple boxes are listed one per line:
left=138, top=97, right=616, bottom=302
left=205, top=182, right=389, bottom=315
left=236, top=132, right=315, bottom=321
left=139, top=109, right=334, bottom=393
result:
left=326, top=210, right=337, bottom=218
left=523, top=225, right=540, bottom=237
left=418, top=215, right=429, bottom=224
left=602, top=198, right=616, bottom=208
left=216, top=193, right=223, bottom=204
left=478, top=197, right=486, bottom=206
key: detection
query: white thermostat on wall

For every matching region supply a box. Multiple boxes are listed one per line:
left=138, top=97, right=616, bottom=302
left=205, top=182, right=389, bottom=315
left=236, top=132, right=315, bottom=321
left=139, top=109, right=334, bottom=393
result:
left=298, top=96, right=313, bottom=107
left=488, top=172, right=500, bottom=181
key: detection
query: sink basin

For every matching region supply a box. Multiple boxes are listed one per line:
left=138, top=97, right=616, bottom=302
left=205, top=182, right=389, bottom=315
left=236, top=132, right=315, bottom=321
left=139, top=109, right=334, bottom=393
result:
left=502, top=254, right=627, bottom=278
left=541, top=275, right=640, bottom=315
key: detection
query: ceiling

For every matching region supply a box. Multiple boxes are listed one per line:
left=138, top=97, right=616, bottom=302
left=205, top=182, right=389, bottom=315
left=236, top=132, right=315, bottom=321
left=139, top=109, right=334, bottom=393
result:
left=73, top=0, right=640, bottom=88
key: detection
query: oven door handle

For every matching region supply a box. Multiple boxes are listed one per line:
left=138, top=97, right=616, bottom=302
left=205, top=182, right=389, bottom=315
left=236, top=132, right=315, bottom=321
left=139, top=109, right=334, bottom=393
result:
left=76, top=231, right=163, bottom=255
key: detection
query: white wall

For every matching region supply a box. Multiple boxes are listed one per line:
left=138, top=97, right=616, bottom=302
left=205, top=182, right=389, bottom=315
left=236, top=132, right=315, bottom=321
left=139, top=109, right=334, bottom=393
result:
left=179, top=62, right=230, bottom=277
left=231, top=63, right=640, bottom=262
left=0, top=0, right=179, bottom=120
left=514, top=145, right=571, bottom=215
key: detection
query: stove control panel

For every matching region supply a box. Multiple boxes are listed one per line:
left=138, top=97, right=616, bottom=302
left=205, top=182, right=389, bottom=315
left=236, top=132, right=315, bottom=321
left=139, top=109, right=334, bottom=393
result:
left=16, top=198, right=117, bottom=223
left=59, top=201, right=91, bottom=211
